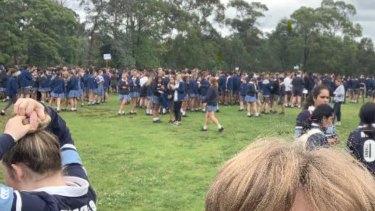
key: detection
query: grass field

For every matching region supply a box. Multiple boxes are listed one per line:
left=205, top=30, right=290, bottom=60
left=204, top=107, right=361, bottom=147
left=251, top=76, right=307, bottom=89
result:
left=0, top=95, right=364, bottom=210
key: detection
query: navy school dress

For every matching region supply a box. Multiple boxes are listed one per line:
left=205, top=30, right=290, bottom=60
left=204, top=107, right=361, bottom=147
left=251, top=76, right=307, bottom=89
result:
left=348, top=126, right=375, bottom=175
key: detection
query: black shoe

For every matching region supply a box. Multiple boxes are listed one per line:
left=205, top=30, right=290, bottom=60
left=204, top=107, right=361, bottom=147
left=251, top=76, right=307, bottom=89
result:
left=238, top=109, right=244, bottom=111
left=218, top=127, right=224, bottom=132
left=200, top=128, right=207, bottom=131
left=153, top=119, right=161, bottom=123
left=216, top=110, right=220, bottom=113
left=0, top=110, right=5, bottom=116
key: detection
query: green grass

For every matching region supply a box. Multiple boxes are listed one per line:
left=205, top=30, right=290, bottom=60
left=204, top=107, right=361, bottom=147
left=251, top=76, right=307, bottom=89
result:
left=0, top=95, right=363, bottom=210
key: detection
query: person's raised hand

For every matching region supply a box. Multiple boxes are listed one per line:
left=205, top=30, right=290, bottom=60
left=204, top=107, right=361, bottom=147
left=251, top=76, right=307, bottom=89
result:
left=4, top=116, right=31, bottom=142
left=14, top=98, right=46, bottom=121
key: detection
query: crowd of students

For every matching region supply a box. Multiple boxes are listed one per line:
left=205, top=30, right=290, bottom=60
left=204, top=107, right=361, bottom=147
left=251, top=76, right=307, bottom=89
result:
left=1, top=64, right=375, bottom=210
left=1, top=65, right=373, bottom=125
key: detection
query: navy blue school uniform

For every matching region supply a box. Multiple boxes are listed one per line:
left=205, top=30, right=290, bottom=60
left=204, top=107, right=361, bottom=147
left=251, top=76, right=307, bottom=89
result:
left=67, top=76, right=80, bottom=98
left=295, top=109, right=312, bottom=138
left=261, top=80, right=271, bottom=97
left=347, top=127, right=375, bottom=175
left=218, top=75, right=226, bottom=95
left=189, top=78, right=199, bottom=97
left=352, top=78, right=360, bottom=91
left=203, top=86, right=218, bottom=106
left=87, top=75, right=97, bottom=91
left=0, top=106, right=96, bottom=210
left=232, top=75, right=240, bottom=95
left=279, top=83, right=286, bottom=100
left=303, top=123, right=330, bottom=151
left=245, top=82, right=257, bottom=103
left=103, top=72, right=111, bottom=88
left=239, top=80, right=247, bottom=98
left=270, top=80, right=280, bottom=96
left=128, top=76, right=140, bottom=95
left=200, top=78, right=209, bottom=98
left=19, top=69, right=32, bottom=88
left=6, top=76, right=18, bottom=97
left=118, top=79, right=130, bottom=95
left=0, top=71, right=8, bottom=93
left=82, top=72, right=90, bottom=91
left=177, top=80, right=186, bottom=101
left=38, top=75, right=49, bottom=92
left=51, top=76, right=65, bottom=94
left=184, top=79, right=189, bottom=99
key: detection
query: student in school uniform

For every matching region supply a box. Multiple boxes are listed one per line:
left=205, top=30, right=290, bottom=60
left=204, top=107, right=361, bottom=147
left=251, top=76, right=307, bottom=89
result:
left=201, top=77, right=224, bottom=132
left=151, top=76, right=164, bottom=123
left=1, top=68, right=19, bottom=115
left=67, top=70, right=80, bottom=112
left=261, top=74, right=271, bottom=114
left=145, top=74, right=154, bottom=116
left=0, top=98, right=96, bottom=210
left=49, top=72, right=65, bottom=112
left=87, top=70, right=98, bottom=105
left=117, top=72, right=130, bottom=115
left=295, top=85, right=334, bottom=139
left=200, top=73, right=210, bottom=112
left=298, top=104, right=339, bottom=150
left=180, top=74, right=189, bottom=117
left=18, top=66, right=33, bottom=98
left=95, top=70, right=105, bottom=104
left=129, top=70, right=140, bottom=114
left=347, top=102, right=375, bottom=175
left=171, top=74, right=186, bottom=126
left=0, top=67, right=9, bottom=101
left=189, top=71, right=199, bottom=111
left=102, top=69, right=111, bottom=102
left=245, top=77, right=259, bottom=117
left=239, top=74, right=248, bottom=111
left=37, top=70, right=50, bottom=103
left=166, top=75, right=176, bottom=123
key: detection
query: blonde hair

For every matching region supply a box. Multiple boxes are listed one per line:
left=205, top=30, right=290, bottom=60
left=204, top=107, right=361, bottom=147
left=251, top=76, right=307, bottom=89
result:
left=206, top=139, right=375, bottom=211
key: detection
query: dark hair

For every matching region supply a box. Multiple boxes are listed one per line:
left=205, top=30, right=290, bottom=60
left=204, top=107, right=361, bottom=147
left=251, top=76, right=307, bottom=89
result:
left=311, top=104, right=334, bottom=124
left=360, top=102, right=375, bottom=125
left=303, top=85, right=330, bottom=109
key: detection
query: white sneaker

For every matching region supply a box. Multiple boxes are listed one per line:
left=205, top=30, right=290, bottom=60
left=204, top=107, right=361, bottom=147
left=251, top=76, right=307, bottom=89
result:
left=335, top=122, right=341, bottom=126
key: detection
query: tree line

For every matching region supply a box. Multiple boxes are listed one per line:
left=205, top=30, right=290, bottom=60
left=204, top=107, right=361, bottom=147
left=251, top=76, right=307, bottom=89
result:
left=0, top=0, right=374, bottom=75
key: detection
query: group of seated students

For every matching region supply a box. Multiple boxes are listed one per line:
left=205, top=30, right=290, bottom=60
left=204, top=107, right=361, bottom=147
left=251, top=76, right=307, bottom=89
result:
left=1, top=84, right=375, bottom=210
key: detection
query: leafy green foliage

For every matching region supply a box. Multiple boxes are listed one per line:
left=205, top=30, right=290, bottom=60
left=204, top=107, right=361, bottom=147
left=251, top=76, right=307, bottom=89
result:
left=0, top=0, right=82, bottom=66
left=0, top=0, right=374, bottom=74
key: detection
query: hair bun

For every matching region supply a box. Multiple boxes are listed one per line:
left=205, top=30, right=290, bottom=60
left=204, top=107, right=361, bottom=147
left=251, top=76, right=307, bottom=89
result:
left=21, top=115, right=51, bottom=133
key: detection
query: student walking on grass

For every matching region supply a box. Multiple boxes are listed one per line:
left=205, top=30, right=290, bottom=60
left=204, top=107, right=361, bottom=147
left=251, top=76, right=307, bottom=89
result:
left=201, top=77, right=224, bottom=132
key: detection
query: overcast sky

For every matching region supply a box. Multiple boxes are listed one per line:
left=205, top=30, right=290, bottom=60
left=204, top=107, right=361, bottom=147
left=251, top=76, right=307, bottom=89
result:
left=66, top=0, right=375, bottom=40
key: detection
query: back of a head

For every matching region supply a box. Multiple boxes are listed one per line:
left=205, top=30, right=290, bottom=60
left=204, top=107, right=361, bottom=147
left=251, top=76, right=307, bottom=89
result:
left=311, top=104, right=333, bottom=124
left=205, top=140, right=375, bottom=211
left=360, top=102, right=375, bottom=125
left=2, top=129, right=62, bottom=178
